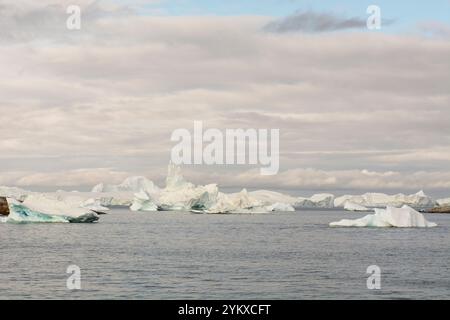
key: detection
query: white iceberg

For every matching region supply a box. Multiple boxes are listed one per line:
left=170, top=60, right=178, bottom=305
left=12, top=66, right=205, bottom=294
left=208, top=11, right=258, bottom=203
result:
left=4, top=196, right=99, bottom=223
left=294, top=193, right=335, bottom=209
left=330, top=205, right=437, bottom=228
left=129, top=164, right=294, bottom=214
left=334, top=190, right=436, bottom=209
left=344, top=201, right=370, bottom=212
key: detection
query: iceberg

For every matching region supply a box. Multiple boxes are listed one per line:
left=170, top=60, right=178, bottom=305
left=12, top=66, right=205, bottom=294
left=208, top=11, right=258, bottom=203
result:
left=294, top=193, right=335, bottom=209
left=129, top=164, right=295, bottom=214
left=343, top=201, right=370, bottom=212
left=334, top=190, right=436, bottom=209
left=330, top=205, right=437, bottom=228
left=4, top=196, right=99, bottom=223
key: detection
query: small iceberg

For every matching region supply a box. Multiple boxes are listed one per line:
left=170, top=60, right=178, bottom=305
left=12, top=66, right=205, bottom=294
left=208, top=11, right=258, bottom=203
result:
left=343, top=201, right=370, bottom=212
left=3, top=196, right=99, bottom=223
left=329, top=205, right=437, bottom=228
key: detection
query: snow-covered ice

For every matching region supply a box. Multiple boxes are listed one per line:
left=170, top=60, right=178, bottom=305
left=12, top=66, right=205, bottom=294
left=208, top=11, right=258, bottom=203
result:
left=330, top=205, right=437, bottom=228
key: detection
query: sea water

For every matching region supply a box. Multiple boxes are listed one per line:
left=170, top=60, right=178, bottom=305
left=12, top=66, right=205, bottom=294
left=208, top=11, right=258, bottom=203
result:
left=0, top=209, right=449, bottom=299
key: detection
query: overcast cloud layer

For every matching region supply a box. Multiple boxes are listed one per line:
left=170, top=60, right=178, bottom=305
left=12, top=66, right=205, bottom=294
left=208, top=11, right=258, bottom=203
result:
left=0, top=0, right=449, bottom=196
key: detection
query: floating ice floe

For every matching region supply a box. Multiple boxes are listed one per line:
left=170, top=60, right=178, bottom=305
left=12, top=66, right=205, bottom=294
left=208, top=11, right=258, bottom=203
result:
left=329, top=205, right=437, bottom=228
left=334, top=190, right=436, bottom=209
left=3, top=195, right=99, bottom=223
left=294, top=193, right=335, bottom=209
left=343, top=201, right=370, bottom=212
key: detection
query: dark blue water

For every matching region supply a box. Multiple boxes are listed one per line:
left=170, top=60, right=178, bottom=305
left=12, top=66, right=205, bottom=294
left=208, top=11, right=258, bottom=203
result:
left=1, top=209, right=449, bottom=299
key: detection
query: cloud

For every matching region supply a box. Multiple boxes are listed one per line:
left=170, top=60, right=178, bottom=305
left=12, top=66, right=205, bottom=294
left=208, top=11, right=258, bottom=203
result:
left=263, top=10, right=368, bottom=33
left=0, top=1, right=448, bottom=193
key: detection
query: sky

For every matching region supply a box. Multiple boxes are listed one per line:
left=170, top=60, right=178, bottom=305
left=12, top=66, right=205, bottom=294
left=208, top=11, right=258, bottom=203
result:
left=0, top=0, right=449, bottom=196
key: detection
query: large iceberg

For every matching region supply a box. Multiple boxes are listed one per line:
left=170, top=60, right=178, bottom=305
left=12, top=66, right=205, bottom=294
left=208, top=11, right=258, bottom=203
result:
left=4, top=196, right=99, bottom=223
left=129, top=164, right=295, bottom=214
left=334, top=191, right=436, bottom=209
left=330, top=205, right=437, bottom=228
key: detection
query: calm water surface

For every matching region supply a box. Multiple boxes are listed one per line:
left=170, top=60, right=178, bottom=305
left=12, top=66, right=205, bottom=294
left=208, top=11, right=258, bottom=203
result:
left=1, top=209, right=449, bottom=299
